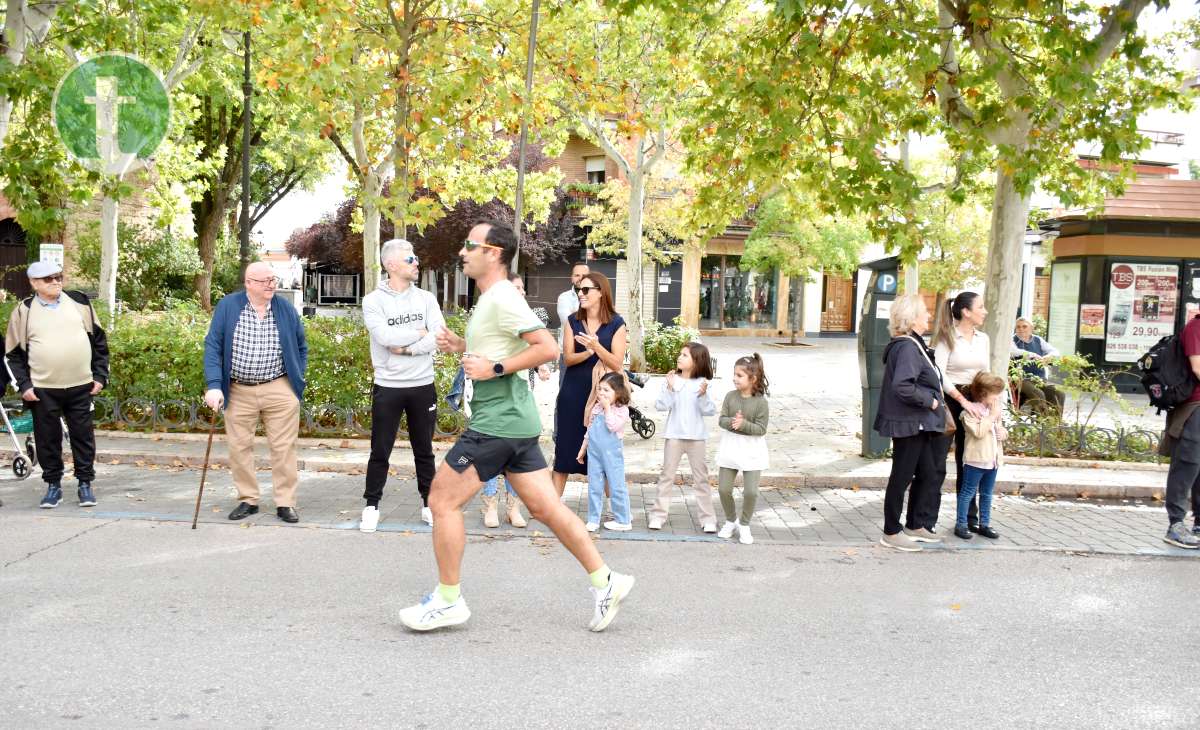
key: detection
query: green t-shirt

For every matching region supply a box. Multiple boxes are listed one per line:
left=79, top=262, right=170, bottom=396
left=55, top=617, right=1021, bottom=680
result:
left=464, top=279, right=547, bottom=438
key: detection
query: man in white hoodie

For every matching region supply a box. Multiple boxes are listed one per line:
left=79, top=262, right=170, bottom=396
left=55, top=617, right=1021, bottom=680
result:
left=360, top=239, right=446, bottom=532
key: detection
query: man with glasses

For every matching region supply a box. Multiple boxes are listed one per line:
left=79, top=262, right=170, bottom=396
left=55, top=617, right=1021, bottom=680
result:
left=358, top=239, right=445, bottom=533
left=556, top=262, right=590, bottom=383
left=203, top=262, right=308, bottom=523
left=5, top=261, right=109, bottom=509
left=398, top=220, right=634, bottom=633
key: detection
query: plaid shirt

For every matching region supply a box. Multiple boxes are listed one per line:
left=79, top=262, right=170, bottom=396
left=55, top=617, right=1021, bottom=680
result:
left=230, top=302, right=285, bottom=384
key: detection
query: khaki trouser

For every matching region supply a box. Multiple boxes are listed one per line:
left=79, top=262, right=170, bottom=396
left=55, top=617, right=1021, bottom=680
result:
left=650, top=438, right=715, bottom=524
left=225, top=378, right=301, bottom=507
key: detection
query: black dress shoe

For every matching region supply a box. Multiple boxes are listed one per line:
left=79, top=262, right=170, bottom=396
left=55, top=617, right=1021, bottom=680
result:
left=954, top=525, right=973, bottom=540
left=977, top=525, right=1000, bottom=539
left=228, top=502, right=259, bottom=520
left=968, top=522, right=981, bottom=533
left=277, top=506, right=299, bottom=523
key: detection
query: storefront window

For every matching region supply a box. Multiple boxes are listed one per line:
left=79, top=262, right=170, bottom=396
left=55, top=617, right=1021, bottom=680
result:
left=700, top=255, right=722, bottom=329
left=699, top=254, right=777, bottom=330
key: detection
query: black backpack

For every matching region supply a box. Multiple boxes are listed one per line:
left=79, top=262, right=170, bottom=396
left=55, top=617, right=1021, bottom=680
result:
left=1138, top=334, right=1199, bottom=414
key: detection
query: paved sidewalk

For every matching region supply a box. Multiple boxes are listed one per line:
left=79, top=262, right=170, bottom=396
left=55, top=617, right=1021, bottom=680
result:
left=1, top=461, right=1193, bottom=560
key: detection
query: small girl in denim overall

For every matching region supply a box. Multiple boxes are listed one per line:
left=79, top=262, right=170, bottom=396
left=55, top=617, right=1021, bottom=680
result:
left=576, top=372, right=632, bottom=532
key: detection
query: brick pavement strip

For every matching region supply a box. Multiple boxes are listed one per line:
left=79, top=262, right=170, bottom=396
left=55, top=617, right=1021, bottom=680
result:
left=1, top=461, right=1195, bottom=561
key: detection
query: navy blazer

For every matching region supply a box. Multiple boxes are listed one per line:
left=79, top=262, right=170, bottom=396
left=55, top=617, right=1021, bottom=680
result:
left=203, top=291, right=308, bottom=404
left=874, top=333, right=946, bottom=439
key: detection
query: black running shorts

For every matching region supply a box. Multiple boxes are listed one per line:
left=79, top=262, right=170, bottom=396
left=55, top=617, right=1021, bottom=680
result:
left=444, top=429, right=547, bottom=482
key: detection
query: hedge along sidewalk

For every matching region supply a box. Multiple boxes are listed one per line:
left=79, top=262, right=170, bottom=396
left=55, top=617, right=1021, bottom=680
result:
left=15, top=429, right=1167, bottom=502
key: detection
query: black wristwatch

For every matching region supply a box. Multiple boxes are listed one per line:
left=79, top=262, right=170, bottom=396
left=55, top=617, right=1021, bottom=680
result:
left=493, top=361, right=505, bottom=377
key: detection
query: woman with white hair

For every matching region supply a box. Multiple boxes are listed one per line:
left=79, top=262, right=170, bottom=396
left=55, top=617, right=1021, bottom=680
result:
left=873, top=294, right=949, bottom=552
left=359, top=238, right=445, bottom=533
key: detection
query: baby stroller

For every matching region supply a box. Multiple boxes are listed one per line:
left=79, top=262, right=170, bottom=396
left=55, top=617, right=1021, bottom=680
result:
left=624, top=370, right=656, bottom=440
left=1, top=397, right=36, bottom=479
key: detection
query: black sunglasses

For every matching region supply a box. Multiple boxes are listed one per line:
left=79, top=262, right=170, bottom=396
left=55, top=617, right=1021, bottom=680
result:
left=574, top=286, right=598, bottom=296
left=462, top=239, right=504, bottom=252
left=39, top=274, right=64, bottom=283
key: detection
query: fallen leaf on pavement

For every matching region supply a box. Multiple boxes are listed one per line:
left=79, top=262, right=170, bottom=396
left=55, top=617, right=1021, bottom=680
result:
left=108, top=459, right=121, bottom=465
left=950, top=604, right=961, bottom=612
left=134, top=460, right=146, bottom=467
left=240, top=523, right=250, bottom=529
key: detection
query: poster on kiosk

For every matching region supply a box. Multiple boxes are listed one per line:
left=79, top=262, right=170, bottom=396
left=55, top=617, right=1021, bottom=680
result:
left=1105, top=262, right=1179, bottom=363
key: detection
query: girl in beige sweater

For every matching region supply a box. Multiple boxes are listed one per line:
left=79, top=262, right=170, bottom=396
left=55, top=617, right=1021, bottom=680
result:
left=956, top=372, right=1008, bottom=541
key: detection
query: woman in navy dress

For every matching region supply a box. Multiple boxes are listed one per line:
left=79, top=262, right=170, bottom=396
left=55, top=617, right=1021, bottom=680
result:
left=553, top=271, right=627, bottom=496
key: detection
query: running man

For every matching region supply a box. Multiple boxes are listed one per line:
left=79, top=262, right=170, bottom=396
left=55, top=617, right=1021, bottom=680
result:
left=399, top=221, right=634, bottom=633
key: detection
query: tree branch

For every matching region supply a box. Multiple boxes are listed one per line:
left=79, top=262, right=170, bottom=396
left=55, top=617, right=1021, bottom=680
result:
left=325, top=128, right=364, bottom=184
left=163, top=18, right=206, bottom=90
left=579, top=115, right=631, bottom=176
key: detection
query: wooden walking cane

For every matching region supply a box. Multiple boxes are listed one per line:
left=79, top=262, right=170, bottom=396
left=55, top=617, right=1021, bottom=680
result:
left=192, top=407, right=219, bottom=530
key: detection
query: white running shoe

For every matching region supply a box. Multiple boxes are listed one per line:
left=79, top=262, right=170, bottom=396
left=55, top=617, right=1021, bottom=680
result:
left=589, top=571, right=635, bottom=632
left=717, top=521, right=737, bottom=539
left=585, top=521, right=599, bottom=532
left=603, top=521, right=632, bottom=532
left=701, top=521, right=717, bottom=534
left=647, top=517, right=665, bottom=530
left=737, top=522, right=754, bottom=545
left=421, top=506, right=433, bottom=526
left=360, top=506, right=379, bottom=533
left=399, top=591, right=471, bottom=631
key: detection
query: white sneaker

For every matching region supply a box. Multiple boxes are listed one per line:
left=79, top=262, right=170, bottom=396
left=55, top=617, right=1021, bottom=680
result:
left=421, top=506, right=433, bottom=526
left=589, top=571, right=635, bottom=632
left=717, top=521, right=737, bottom=539
left=603, top=521, right=632, bottom=531
left=398, top=591, right=471, bottom=631
left=737, top=522, right=754, bottom=545
left=359, top=506, right=379, bottom=533
left=701, top=521, right=717, bottom=534
left=585, top=522, right=599, bottom=533
left=647, top=517, right=665, bottom=530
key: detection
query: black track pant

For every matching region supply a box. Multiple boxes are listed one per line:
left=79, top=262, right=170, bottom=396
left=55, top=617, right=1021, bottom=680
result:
left=30, top=383, right=95, bottom=484
left=364, top=383, right=437, bottom=507
left=883, top=432, right=939, bottom=535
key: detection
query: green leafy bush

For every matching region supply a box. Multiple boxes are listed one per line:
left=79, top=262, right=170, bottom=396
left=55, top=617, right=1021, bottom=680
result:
left=92, top=301, right=468, bottom=435
left=75, top=221, right=202, bottom=308
left=642, top=319, right=700, bottom=374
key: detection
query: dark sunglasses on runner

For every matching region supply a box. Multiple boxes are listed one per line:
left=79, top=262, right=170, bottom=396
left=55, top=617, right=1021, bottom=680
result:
left=574, top=286, right=598, bottom=296
left=461, top=239, right=505, bottom=252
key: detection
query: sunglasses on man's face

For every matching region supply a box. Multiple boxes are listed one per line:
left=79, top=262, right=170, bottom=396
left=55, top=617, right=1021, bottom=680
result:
left=401, top=255, right=419, bottom=265
left=461, top=239, right=505, bottom=252
left=38, top=274, right=64, bottom=283
left=574, top=286, right=598, bottom=296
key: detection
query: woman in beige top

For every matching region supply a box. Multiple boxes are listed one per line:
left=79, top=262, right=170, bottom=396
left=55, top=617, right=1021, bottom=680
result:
left=932, top=291, right=989, bottom=531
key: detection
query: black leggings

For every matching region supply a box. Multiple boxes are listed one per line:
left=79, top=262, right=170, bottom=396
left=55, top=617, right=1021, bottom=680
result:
left=364, top=383, right=437, bottom=507
left=883, top=432, right=940, bottom=535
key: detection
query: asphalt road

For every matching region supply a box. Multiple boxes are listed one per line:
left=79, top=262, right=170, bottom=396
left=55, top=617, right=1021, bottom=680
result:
left=1, top=510, right=1194, bottom=729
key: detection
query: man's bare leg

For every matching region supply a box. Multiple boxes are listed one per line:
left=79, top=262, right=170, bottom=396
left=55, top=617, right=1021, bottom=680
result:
left=551, top=470, right=568, bottom=498
left=507, top=468, right=603, bottom=573
left=428, top=461, right=484, bottom=586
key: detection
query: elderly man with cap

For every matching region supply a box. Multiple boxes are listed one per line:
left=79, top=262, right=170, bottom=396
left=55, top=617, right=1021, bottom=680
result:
left=203, top=262, right=308, bottom=523
left=4, top=261, right=109, bottom=509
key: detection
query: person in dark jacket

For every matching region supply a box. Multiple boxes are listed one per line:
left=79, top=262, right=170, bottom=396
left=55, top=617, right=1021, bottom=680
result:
left=4, top=261, right=109, bottom=509
left=874, top=294, right=947, bottom=552
left=203, top=262, right=308, bottom=523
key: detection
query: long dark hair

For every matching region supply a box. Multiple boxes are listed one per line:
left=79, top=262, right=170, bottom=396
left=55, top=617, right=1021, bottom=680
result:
left=933, top=291, right=981, bottom=352
left=734, top=353, right=769, bottom=397
left=679, top=341, right=714, bottom=380
left=575, top=271, right=617, bottom=326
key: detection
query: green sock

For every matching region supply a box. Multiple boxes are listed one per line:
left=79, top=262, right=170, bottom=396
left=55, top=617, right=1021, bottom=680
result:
left=436, top=583, right=460, bottom=603
left=588, top=565, right=611, bottom=588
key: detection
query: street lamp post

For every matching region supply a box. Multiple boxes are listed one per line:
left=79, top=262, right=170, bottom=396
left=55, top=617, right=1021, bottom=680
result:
left=239, top=30, right=252, bottom=279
